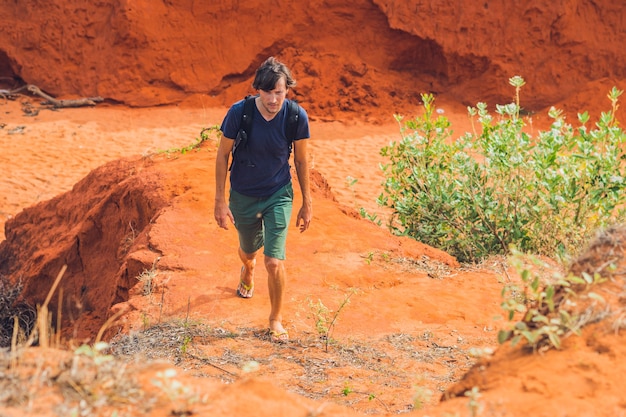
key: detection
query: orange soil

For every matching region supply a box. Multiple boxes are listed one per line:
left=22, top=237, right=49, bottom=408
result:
left=1, top=96, right=625, bottom=416
left=1, top=1, right=626, bottom=414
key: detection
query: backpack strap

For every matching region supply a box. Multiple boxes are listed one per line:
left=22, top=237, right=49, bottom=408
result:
left=234, top=95, right=256, bottom=153
left=230, top=96, right=300, bottom=170
left=240, top=95, right=256, bottom=139
left=241, top=96, right=300, bottom=143
left=286, top=99, right=300, bottom=142
left=230, top=95, right=257, bottom=170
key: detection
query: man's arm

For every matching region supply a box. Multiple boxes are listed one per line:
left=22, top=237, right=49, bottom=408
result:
left=214, top=137, right=235, bottom=229
left=293, top=139, right=312, bottom=232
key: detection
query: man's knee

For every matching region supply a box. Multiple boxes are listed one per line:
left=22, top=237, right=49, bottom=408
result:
left=264, top=256, right=283, bottom=273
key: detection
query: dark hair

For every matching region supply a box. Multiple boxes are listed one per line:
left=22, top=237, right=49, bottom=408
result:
left=252, top=57, right=296, bottom=91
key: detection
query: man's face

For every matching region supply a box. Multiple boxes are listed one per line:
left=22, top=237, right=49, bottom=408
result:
left=258, top=77, right=287, bottom=116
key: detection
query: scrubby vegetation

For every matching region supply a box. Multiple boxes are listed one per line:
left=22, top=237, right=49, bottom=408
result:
left=378, top=82, right=626, bottom=355
left=379, top=77, right=626, bottom=263
left=0, top=275, right=35, bottom=348
left=498, top=223, right=625, bottom=354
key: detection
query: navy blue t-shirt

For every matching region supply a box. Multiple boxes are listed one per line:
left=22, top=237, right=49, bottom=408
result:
left=220, top=98, right=310, bottom=197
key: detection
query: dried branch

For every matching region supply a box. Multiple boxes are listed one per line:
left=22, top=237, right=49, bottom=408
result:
left=26, top=84, right=103, bottom=108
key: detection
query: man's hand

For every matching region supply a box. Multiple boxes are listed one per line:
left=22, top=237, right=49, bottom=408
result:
left=214, top=201, right=234, bottom=230
left=296, top=203, right=312, bottom=233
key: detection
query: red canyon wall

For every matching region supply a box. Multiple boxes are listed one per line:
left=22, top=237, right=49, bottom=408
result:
left=1, top=0, right=624, bottom=119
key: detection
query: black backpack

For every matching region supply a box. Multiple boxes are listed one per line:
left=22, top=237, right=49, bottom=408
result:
left=232, top=95, right=301, bottom=158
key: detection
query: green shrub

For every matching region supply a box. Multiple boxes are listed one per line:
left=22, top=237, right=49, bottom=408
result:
left=497, top=250, right=608, bottom=352
left=378, top=77, right=626, bottom=262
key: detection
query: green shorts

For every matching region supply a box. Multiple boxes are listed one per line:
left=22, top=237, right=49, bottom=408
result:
left=229, top=182, right=294, bottom=260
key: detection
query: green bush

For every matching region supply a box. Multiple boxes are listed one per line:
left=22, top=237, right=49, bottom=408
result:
left=378, top=77, right=626, bottom=263
left=498, top=249, right=608, bottom=352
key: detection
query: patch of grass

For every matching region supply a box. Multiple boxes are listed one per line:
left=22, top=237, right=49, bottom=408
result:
left=158, top=125, right=221, bottom=156
left=136, top=257, right=161, bottom=296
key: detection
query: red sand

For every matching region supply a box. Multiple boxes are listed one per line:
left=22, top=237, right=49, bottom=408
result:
left=1, top=95, right=625, bottom=416
left=1, top=1, right=625, bottom=415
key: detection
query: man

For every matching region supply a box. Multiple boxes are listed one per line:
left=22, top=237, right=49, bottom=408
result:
left=214, top=57, right=312, bottom=343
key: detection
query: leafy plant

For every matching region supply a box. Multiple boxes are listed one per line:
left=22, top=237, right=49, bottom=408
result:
left=379, top=78, right=626, bottom=263
left=358, top=207, right=382, bottom=226
left=498, top=250, right=607, bottom=352
left=141, top=312, right=151, bottom=331
left=340, top=382, right=388, bottom=411
left=345, top=175, right=359, bottom=206
left=159, top=125, right=221, bottom=155
left=180, top=334, right=192, bottom=356
left=308, top=289, right=357, bottom=352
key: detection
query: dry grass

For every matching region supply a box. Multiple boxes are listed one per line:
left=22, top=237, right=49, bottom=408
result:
left=390, top=255, right=453, bottom=279
left=0, top=276, right=36, bottom=348
left=0, top=317, right=476, bottom=415
left=0, top=345, right=149, bottom=415
left=107, top=319, right=480, bottom=413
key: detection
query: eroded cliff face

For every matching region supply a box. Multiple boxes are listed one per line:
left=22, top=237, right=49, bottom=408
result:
left=375, top=1, right=626, bottom=109
left=1, top=0, right=624, bottom=119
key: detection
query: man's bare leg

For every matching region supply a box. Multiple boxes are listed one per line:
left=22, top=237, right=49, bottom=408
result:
left=265, top=256, right=288, bottom=338
left=237, top=247, right=257, bottom=297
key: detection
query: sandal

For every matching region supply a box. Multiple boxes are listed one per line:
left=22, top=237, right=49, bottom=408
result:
left=236, top=267, right=254, bottom=299
left=268, top=329, right=289, bottom=343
